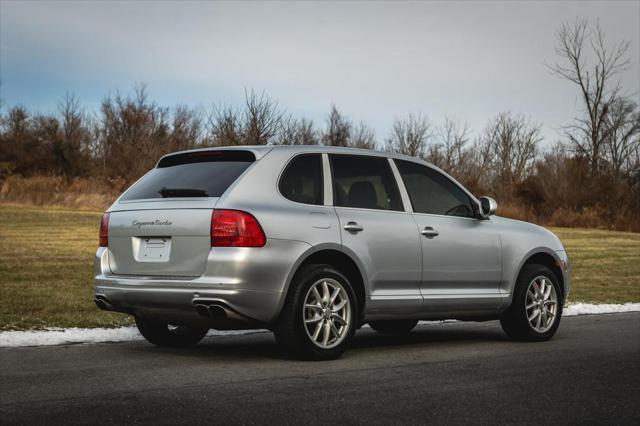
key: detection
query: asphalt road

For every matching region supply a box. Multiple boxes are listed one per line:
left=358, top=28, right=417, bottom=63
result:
left=1, top=313, right=639, bottom=425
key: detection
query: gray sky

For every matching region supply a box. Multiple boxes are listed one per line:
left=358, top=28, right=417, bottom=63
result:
left=1, top=0, right=639, bottom=146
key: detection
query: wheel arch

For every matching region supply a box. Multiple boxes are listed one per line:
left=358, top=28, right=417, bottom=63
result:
left=508, top=248, right=565, bottom=306
left=276, top=244, right=368, bottom=321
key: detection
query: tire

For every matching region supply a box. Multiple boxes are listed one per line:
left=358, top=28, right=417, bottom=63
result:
left=500, top=264, right=563, bottom=341
left=274, top=264, right=358, bottom=360
left=135, top=317, right=209, bottom=348
left=369, top=319, right=418, bottom=335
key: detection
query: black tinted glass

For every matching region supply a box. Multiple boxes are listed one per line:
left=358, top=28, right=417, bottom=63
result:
left=121, top=150, right=254, bottom=201
left=395, top=159, right=475, bottom=218
left=330, top=154, right=403, bottom=211
left=279, top=154, right=323, bottom=205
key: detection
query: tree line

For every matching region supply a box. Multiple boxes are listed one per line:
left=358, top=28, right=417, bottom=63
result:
left=0, top=19, right=638, bottom=230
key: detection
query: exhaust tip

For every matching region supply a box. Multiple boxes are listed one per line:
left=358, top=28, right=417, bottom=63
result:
left=194, top=304, right=210, bottom=317
left=94, top=297, right=108, bottom=311
left=193, top=302, right=228, bottom=319
left=208, top=305, right=227, bottom=320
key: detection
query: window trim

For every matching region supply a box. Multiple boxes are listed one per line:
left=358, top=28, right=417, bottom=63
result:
left=329, top=153, right=405, bottom=213
left=322, top=153, right=333, bottom=206
left=277, top=152, right=325, bottom=207
left=392, top=158, right=481, bottom=220
left=388, top=158, right=413, bottom=213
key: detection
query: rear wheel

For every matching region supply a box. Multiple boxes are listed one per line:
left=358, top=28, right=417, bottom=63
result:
left=500, top=264, right=563, bottom=341
left=274, top=264, right=357, bottom=360
left=135, top=317, right=209, bottom=348
left=369, top=319, right=418, bottom=335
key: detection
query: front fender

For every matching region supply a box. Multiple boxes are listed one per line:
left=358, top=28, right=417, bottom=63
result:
left=501, top=247, right=567, bottom=308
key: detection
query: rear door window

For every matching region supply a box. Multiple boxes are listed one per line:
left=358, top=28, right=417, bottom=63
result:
left=120, top=150, right=255, bottom=201
left=279, top=154, right=323, bottom=205
left=330, top=154, right=403, bottom=211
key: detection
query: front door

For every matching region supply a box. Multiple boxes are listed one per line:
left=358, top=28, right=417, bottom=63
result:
left=394, top=159, right=503, bottom=313
left=330, top=154, right=423, bottom=316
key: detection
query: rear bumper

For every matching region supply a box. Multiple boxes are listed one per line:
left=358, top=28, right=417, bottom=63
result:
left=94, top=239, right=311, bottom=325
left=94, top=277, right=282, bottom=325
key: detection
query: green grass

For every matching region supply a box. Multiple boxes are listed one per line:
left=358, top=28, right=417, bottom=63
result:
left=0, top=204, right=132, bottom=330
left=0, top=204, right=638, bottom=330
left=549, top=227, right=640, bottom=304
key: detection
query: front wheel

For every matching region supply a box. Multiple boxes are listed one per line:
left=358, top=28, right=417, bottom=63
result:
left=274, top=264, right=357, bottom=360
left=135, top=317, right=209, bottom=348
left=500, top=264, right=563, bottom=341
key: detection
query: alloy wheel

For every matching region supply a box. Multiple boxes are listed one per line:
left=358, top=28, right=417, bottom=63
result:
left=525, top=275, right=558, bottom=333
left=302, top=278, right=351, bottom=349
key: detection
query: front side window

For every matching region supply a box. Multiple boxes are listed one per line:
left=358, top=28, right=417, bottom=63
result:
left=279, top=154, right=323, bottom=205
left=330, top=154, right=403, bottom=211
left=395, top=159, right=475, bottom=218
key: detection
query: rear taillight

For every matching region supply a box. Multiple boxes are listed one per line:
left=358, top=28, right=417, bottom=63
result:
left=99, top=212, right=110, bottom=247
left=211, top=210, right=266, bottom=247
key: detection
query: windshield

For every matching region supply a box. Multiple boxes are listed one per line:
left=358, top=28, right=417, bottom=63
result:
left=120, top=150, right=255, bottom=201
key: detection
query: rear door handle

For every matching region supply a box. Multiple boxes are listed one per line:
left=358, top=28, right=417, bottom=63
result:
left=421, top=226, right=439, bottom=237
left=344, top=222, right=364, bottom=233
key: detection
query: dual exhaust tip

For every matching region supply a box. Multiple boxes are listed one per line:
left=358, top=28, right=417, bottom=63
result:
left=193, top=300, right=252, bottom=323
left=193, top=302, right=228, bottom=320
left=95, top=295, right=238, bottom=322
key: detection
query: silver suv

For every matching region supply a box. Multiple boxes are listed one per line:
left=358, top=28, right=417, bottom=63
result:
left=95, top=146, right=570, bottom=359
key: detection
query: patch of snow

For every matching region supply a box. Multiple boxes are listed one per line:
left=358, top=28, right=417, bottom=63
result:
left=563, top=302, right=640, bottom=316
left=1, top=303, right=638, bottom=348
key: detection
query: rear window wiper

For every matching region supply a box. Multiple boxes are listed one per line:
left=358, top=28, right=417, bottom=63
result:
left=158, top=187, right=209, bottom=198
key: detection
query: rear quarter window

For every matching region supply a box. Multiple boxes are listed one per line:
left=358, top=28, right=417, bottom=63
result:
left=278, top=154, right=323, bottom=205
left=120, top=150, right=255, bottom=201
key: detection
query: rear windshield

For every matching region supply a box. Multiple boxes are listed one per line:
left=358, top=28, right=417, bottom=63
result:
left=120, top=150, right=255, bottom=201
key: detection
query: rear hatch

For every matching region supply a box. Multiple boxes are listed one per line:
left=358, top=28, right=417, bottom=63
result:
left=107, top=150, right=255, bottom=277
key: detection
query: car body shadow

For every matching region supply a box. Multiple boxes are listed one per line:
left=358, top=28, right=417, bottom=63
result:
left=123, top=321, right=510, bottom=362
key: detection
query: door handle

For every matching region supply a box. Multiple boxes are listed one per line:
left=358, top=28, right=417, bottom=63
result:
left=421, top=226, right=439, bottom=238
left=344, top=222, right=364, bottom=233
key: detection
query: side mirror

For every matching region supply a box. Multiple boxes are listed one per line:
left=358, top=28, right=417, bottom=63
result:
left=479, top=196, right=497, bottom=219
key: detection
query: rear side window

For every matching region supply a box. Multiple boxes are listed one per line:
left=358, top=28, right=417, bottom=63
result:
left=395, top=159, right=475, bottom=218
left=279, top=154, right=323, bottom=205
left=330, top=154, right=403, bottom=211
left=121, top=150, right=255, bottom=201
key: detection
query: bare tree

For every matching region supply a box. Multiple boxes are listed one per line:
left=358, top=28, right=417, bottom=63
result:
left=97, top=84, right=172, bottom=179
left=208, top=105, right=242, bottom=146
left=0, top=106, right=56, bottom=176
left=296, top=118, right=320, bottom=146
left=549, top=18, right=631, bottom=172
left=209, top=90, right=284, bottom=146
left=481, top=112, right=541, bottom=196
left=57, top=93, right=92, bottom=176
left=276, top=117, right=319, bottom=145
left=351, top=121, right=376, bottom=150
left=322, top=105, right=351, bottom=147
left=242, top=89, right=285, bottom=145
left=426, top=116, right=471, bottom=176
left=385, top=113, right=431, bottom=157
left=171, top=105, right=204, bottom=152
left=602, top=98, right=640, bottom=176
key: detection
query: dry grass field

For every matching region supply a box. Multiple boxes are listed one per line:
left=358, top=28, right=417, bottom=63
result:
left=0, top=204, right=638, bottom=330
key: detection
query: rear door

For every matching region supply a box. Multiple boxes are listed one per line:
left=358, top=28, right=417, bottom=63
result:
left=394, top=159, right=502, bottom=312
left=330, top=154, right=422, bottom=315
left=107, top=150, right=255, bottom=277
